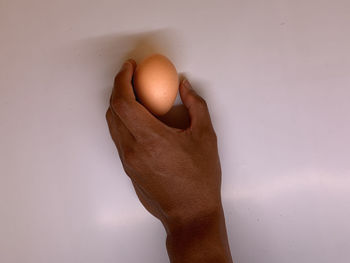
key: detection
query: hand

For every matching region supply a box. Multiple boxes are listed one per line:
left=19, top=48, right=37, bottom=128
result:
left=106, top=59, right=233, bottom=263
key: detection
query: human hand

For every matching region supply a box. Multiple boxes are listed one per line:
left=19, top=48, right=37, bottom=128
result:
left=106, top=59, right=232, bottom=263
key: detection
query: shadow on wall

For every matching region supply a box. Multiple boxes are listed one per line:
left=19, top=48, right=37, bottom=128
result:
left=68, top=28, right=186, bottom=67
left=61, top=28, right=192, bottom=129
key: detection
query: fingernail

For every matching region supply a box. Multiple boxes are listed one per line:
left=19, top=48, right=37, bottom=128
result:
left=182, top=78, right=192, bottom=89
left=126, top=59, right=136, bottom=67
left=122, top=61, right=131, bottom=69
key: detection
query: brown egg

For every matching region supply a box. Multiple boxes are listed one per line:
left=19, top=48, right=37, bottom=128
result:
left=133, top=54, right=179, bottom=116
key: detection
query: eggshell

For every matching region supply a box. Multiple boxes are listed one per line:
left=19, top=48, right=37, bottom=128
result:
left=133, top=54, right=179, bottom=116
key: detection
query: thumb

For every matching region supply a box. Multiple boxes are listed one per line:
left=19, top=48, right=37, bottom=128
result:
left=179, top=78, right=213, bottom=132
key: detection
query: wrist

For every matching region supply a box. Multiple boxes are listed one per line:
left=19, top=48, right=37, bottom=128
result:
left=163, top=194, right=223, bottom=232
left=165, top=204, right=233, bottom=263
left=164, top=202, right=223, bottom=234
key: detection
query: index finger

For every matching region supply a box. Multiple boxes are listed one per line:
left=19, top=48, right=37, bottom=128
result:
left=111, top=59, right=137, bottom=102
left=110, top=59, right=171, bottom=139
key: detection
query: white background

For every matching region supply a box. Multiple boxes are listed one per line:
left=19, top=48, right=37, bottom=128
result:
left=1, top=0, right=350, bottom=262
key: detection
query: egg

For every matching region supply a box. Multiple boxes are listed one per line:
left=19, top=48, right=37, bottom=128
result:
left=133, top=54, right=179, bottom=116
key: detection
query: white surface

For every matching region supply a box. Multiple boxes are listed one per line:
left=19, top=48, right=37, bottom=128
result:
left=1, top=0, right=350, bottom=262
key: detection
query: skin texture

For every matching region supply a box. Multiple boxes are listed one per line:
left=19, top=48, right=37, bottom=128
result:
left=106, top=59, right=233, bottom=263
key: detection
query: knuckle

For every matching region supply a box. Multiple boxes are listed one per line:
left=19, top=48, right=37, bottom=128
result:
left=111, top=98, right=128, bottom=114
left=122, top=146, right=136, bottom=166
left=211, top=129, right=218, bottom=143
left=195, top=96, right=208, bottom=109
left=105, top=108, right=112, bottom=121
left=114, top=71, right=124, bottom=86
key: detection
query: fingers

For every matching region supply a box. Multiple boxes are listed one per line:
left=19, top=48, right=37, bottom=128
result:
left=106, top=107, right=135, bottom=158
left=110, top=59, right=170, bottom=139
left=179, top=78, right=213, bottom=132
left=111, top=59, right=137, bottom=102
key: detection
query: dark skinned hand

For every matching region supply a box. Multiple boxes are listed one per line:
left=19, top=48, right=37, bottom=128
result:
left=106, top=59, right=233, bottom=263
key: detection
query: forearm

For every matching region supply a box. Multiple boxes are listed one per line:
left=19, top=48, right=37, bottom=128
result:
left=165, top=205, right=233, bottom=263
